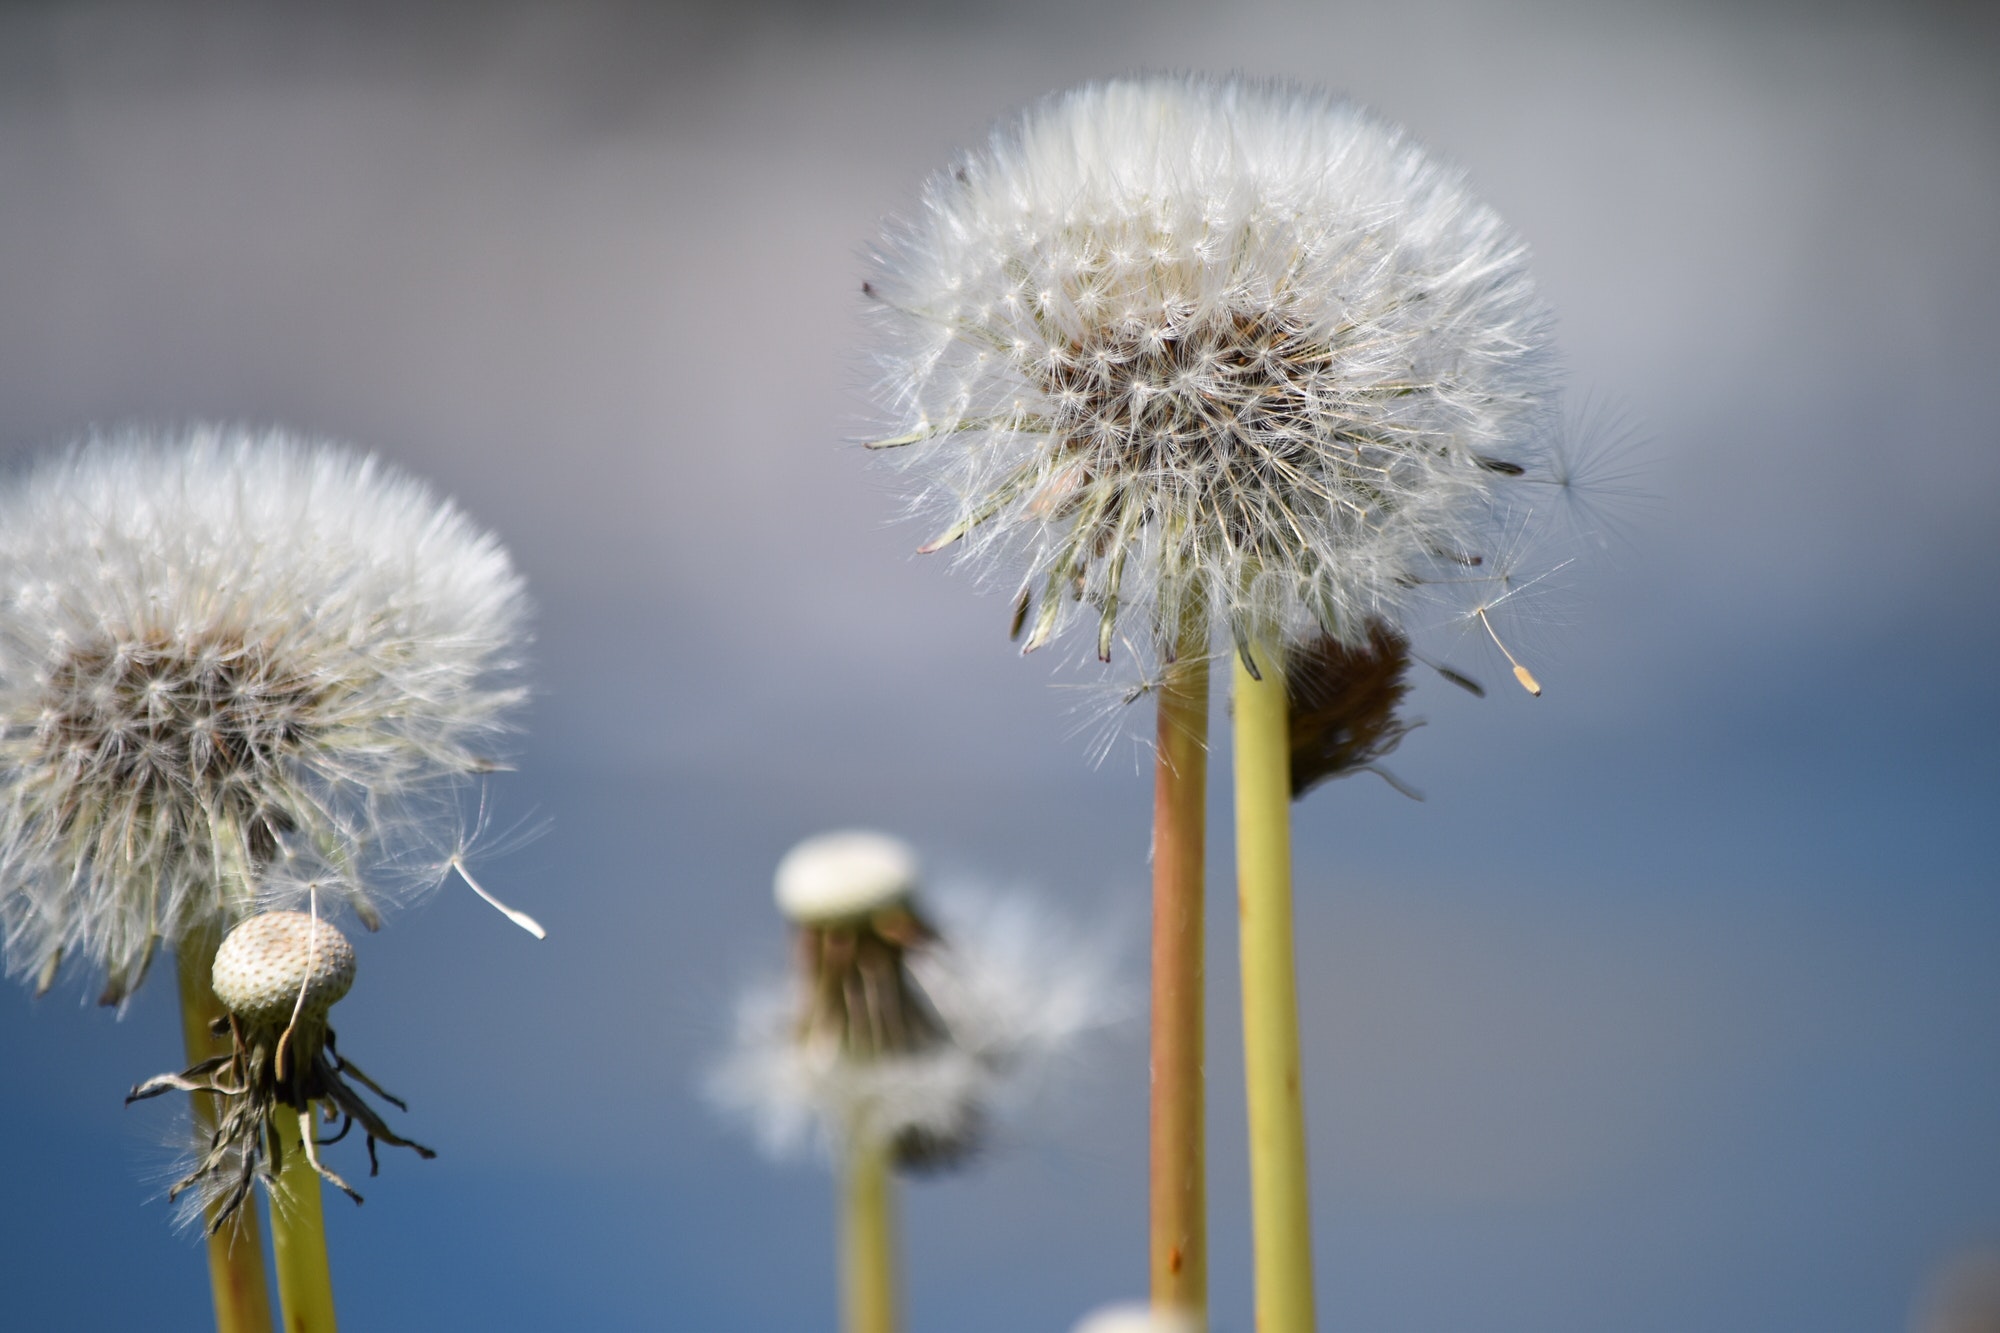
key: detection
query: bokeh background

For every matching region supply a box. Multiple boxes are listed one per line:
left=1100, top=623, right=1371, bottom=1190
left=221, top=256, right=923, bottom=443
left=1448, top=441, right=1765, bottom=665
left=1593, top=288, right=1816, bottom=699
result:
left=1, top=2, right=1995, bottom=1330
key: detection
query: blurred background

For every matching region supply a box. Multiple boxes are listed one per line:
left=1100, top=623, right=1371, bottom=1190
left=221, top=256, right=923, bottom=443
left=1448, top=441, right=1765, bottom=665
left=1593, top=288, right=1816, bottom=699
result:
left=0, top=1, right=1995, bottom=1329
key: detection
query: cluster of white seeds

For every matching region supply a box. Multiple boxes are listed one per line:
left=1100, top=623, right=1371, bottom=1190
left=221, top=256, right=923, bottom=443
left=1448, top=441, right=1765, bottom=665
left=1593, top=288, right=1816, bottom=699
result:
left=865, top=74, right=1562, bottom=665
left=0, top=427, right=529, bottom=1003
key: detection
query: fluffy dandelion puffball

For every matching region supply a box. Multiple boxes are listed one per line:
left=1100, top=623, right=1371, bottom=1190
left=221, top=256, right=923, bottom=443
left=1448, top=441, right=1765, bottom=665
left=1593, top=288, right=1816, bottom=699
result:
left=865, top=74, right=1562, bottom=664
left=711, top=835, right=1123, bottom=1170
left=0, top=427, right=529, bottom=1004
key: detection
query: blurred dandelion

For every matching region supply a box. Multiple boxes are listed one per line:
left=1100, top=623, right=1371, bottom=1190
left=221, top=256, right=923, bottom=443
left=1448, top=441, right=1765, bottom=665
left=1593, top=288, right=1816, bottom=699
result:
left=862, top=74, right=1576, bottom=1328
left=1072, top=1302, right=1199, bottom=1333
left=1914, top=1250, right=2000, bottom=1333
left=708, top=830, right=1122, bottom=1333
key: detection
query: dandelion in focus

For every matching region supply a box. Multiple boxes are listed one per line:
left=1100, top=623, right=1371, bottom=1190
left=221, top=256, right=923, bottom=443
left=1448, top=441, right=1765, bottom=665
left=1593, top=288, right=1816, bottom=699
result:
left=0, top=426, right=535, bottom=1333
left=862, top=74, right=1573, bottom=1328
left=709, top=830, right=1121, bottom=1333
left=0, top=428, right=532, bottom=1004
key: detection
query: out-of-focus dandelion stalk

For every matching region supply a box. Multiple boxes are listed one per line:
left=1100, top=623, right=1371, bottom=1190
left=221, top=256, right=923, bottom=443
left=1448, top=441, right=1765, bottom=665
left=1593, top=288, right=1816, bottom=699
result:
left=842, top=1132, right=898, bottom=1333
left=1233, top=641, right=1315, bottom=1331
left=1148, top=608, right=1209, bottom=1318
left=269, top=1110, right=338, bottom=1332
left=176, top=936, right=274, bottom=1333
left=710, top=832, right=1122, bottom=1333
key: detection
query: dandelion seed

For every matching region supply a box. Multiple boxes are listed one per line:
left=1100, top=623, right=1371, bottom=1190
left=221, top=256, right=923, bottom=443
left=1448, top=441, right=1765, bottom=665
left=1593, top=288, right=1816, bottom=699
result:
left=0, top=427, right=533, bottom=1005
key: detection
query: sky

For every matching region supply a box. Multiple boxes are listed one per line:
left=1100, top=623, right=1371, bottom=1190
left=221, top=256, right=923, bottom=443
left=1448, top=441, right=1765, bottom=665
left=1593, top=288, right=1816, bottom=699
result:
left=0, top=1, right=1996, bottom=1330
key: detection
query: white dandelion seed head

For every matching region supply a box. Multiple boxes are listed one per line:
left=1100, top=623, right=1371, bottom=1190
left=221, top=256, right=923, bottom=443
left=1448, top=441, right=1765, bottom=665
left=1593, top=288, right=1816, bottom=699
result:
left=864, top=73, right=1564, bottom=667
left=707, top=885, right=1128, bottom=1169
left=0, top=426, right=529, bottom=1004
left=773, top=828, right=919, bottom=924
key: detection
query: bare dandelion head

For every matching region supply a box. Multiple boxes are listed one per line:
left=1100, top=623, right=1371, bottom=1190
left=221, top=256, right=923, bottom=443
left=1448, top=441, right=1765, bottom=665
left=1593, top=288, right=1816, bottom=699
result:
left=128, top=910, right=433, bottom=1231
left=210, top=909, right=355, bottom=1027
left=709, top=835, right=1125, bottom=1173
left=865, top=74, right=1564, bottom=674
left=0, top=427, right=530, bottom=1004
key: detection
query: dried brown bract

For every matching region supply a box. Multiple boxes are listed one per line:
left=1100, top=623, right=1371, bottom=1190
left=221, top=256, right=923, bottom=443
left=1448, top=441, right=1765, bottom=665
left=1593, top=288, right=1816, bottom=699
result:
left=1286, top=625, right=1419, bottom=800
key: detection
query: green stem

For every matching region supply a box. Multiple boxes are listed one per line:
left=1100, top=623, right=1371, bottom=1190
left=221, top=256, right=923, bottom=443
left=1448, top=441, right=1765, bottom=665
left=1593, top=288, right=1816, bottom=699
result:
left=841, top=1131, right=897, bottom=1333
left=1150, top=621, right=1210, bottom=1327
left=270, top=1108, right=339, bottom=1333
left=177, top=944, right=276, bottom=1333
left=1234, top=636, right=1317, bottom=1332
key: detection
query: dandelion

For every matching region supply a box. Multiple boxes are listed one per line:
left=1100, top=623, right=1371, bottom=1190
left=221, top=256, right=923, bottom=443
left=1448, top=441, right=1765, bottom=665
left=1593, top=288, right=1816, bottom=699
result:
left=709, top=831, right=1121, bottom=1333
left=0, top=426, right=533, bottom=1333
left=130, top=911, right=431, bottom=1330
left=862, top=74, right=1568, bottom=1329
left=0, top=427, right=532, bottom=1004
left=1072, top=1302, right=1200, bottom=1333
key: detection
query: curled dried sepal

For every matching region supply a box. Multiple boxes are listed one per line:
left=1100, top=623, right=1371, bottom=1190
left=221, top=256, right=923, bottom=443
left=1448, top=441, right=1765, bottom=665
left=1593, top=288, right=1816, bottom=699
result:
left=127, top=913, right=431, bottom=1231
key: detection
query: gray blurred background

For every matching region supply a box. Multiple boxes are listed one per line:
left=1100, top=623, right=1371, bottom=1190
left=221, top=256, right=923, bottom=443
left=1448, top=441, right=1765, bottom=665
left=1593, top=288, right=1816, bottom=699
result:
left=1, top=2, right=1995, bottom=1329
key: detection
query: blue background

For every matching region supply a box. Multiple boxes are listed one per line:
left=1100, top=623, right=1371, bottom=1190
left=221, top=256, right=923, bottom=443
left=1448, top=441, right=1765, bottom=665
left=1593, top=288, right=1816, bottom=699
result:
left=0, top=2, right=1995, bottom=1329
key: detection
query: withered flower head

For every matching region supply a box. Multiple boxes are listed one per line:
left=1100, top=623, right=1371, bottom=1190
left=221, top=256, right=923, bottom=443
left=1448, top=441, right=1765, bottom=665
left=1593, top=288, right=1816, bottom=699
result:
left=710, top=833, right=1123, bottom=1173
left=127, top=910, right=433, bottom=1230
left=1286, top=625, right=1420, bottom=799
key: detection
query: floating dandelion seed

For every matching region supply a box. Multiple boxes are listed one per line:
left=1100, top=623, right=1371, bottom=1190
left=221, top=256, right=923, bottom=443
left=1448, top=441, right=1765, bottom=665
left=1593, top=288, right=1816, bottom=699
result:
left=128, top=911, right=432, bottom=1230
left=0, top=427, right=534, bottom=1005
left=864, top=74, right=1563, bottom=678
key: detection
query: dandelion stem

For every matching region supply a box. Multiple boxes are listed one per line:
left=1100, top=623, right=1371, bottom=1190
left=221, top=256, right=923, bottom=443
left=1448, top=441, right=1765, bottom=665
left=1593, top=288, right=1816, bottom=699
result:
left=1150, top=612, right=1209, bottom=1327
left=176, top=942, right=276, bottom=1333
left=269, top=1107, right=339, bottom=1333
left=840, top=1130, right=897, bottom=1333
left=1234, top=637, right=1317, bottom=1332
